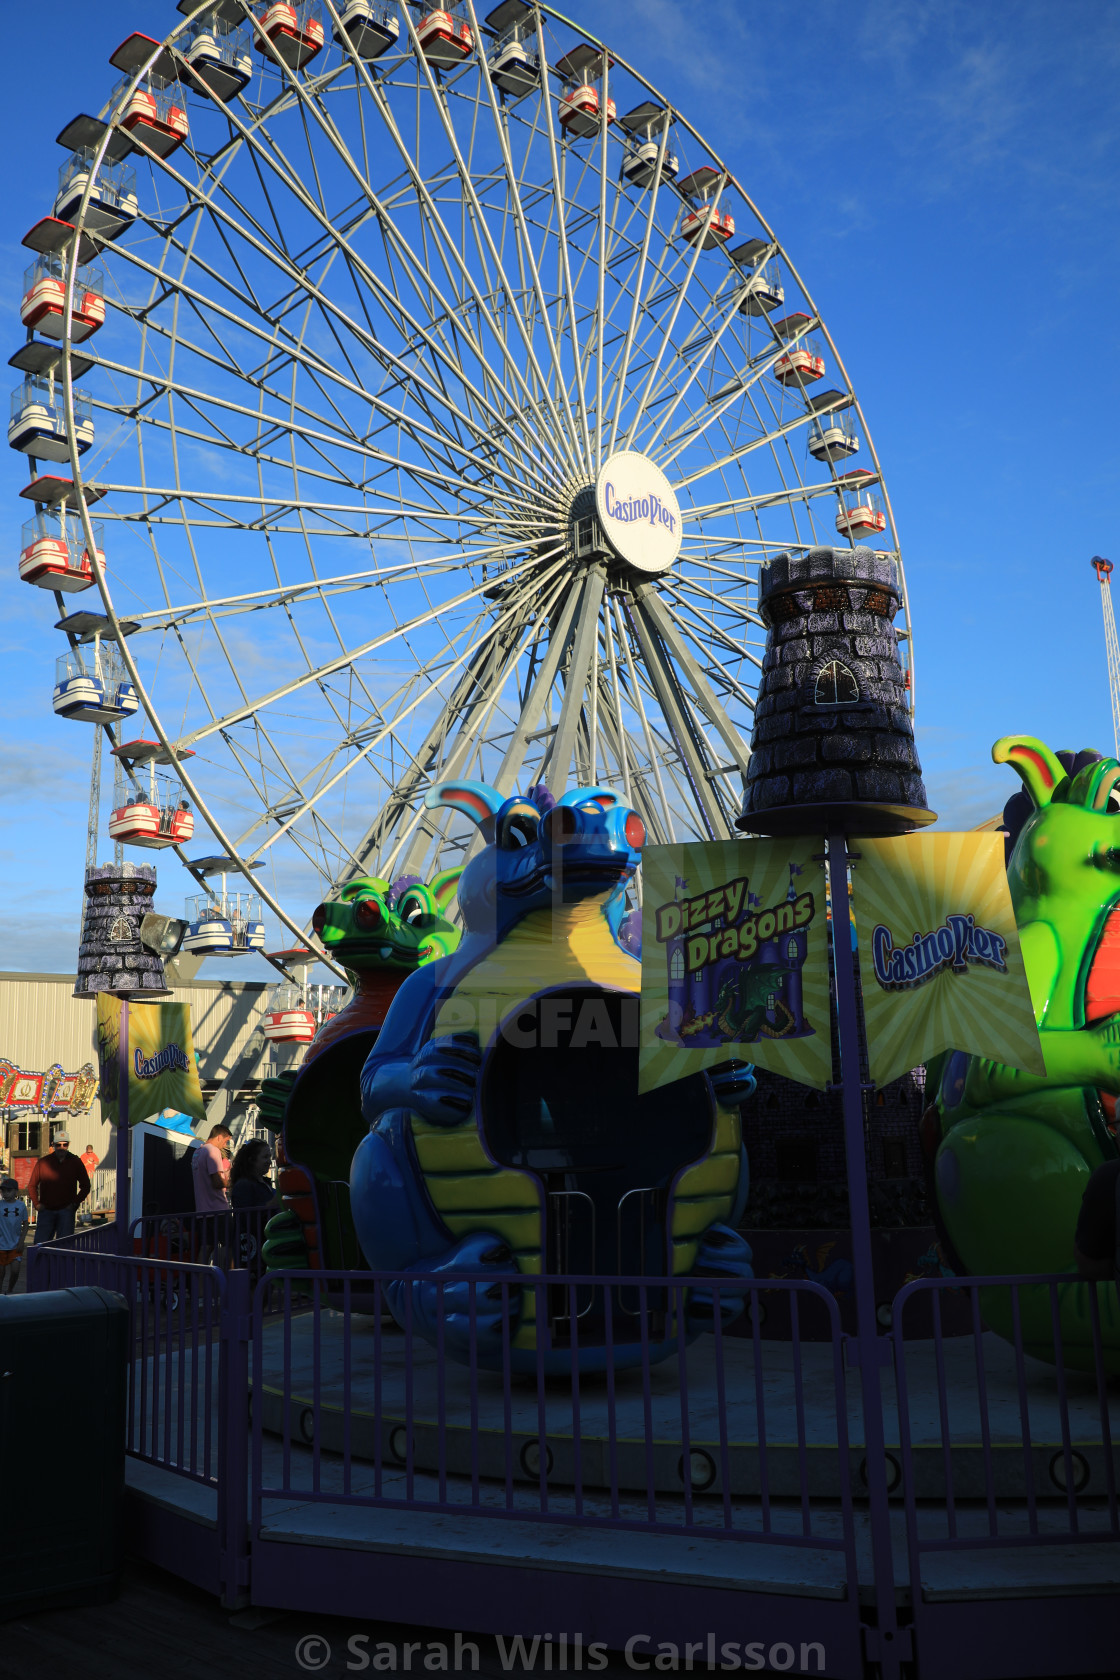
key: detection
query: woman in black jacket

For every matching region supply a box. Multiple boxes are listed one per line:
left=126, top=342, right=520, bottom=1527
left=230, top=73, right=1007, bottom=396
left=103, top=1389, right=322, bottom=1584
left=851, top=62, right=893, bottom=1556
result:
left=228, top=1138, right=279, bottom=1210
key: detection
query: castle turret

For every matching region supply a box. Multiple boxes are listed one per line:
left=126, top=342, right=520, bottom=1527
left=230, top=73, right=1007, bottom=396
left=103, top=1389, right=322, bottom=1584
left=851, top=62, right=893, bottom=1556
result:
left=74, top=861, right=172, bottom=998
left=738, top=546, right=934, bottom=837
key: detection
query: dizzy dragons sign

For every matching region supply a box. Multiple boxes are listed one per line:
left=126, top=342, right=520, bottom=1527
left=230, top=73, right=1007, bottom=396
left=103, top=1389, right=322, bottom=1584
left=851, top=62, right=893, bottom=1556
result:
left=640, top=838, right=834, bottom=1093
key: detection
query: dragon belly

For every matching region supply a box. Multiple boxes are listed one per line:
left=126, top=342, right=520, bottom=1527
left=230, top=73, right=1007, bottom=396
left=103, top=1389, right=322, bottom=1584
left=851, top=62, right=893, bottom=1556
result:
left=411, top=900, right=741, bottom=1351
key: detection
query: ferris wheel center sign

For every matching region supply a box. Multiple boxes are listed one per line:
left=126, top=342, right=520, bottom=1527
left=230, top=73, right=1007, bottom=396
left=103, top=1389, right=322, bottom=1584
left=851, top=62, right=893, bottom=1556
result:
left=595, top=451, right=683, bottom=575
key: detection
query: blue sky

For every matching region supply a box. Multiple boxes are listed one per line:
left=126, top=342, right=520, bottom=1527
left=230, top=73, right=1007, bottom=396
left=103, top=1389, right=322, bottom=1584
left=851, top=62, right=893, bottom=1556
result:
left=1, top=0, right=1118, bottom=975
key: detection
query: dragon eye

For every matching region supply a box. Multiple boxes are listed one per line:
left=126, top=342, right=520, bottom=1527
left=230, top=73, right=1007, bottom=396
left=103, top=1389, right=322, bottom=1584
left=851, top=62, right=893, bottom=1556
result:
left=311, top=903, right=327, bottom=934
left=625, top=813, right=646, bottom=850
left=497, top=802, right=540, bottom=850
left=398, top=892, right=428, bottom=927
left=1109, top=792, right=1120, bottom=815
left=354, top=897, right=385, bottom=931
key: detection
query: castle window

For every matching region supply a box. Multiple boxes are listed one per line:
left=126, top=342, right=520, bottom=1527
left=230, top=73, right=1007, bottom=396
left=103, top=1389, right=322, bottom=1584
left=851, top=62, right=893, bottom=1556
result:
left=670, top=947, right=684, bottom=981
left=815, top=659, right=859, bottom=705
left=786, top=936, right=799, bottom=962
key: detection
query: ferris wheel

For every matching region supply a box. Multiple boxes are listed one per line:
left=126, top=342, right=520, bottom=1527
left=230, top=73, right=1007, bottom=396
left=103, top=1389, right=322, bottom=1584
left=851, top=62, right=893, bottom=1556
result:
left=13, top=0, right=913, bottom=953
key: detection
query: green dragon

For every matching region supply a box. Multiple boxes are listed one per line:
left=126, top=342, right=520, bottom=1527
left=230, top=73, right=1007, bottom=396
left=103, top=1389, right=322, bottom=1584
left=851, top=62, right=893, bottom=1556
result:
left=929, top=735, right=1120, bottom=1371
left=260, top=870, right=460, bottom=1272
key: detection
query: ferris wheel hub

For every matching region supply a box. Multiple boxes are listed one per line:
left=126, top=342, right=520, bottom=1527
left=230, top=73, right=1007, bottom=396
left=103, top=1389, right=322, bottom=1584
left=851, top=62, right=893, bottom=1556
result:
left=594, top=450, right=682, bottom=576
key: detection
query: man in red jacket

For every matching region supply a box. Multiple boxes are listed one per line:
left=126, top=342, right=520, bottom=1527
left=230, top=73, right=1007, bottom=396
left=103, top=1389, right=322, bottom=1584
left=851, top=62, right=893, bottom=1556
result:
left=28, top=1134, right=91, bottom=1244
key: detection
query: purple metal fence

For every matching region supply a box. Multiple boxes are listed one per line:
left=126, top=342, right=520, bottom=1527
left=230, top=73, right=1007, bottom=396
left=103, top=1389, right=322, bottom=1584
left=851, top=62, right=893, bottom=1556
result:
left=893, top=1273, right=1120, bottom=1555
left=26, top=1237, right=1120, bottom=1673
left=250, top=1269, right=861, bottom=1565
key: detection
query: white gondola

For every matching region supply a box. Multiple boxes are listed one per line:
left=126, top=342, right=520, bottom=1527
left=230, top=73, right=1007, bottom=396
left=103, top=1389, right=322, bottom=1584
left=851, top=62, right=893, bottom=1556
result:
left=484, top=1, right=538, bottom=96
left=808, top=411, right=859, bottom=463
left=262, top=982, right=317, bottom=1043
left=19, top=510, right=101, bottom=593
left=180, top=6, right=254, bottom=99
left=184, top=889, right=267, bottom=955
left=557, top=45, right=615, bottom=138
left=20, top=254, right=105, bottom=343
left=183, top=903, right=234, bottom=954
left=53, top=151, right=139, bottom=240
left=619, top=103, right=677, bottom=187
left=836, top=472, right=886, bottom=539
left=677, top=167, right=734, bottom=250
left=737, top=261, right=784, bottom=317
left=415, top=6, right=474, bottom=68
left=256, top=1, right=325, bottom=70
left=9, top=377, right=94, bottom=461
left=108, top=762, right=194, bottom=850
left=53, top=638, right=138, bottom=724
left=773, top=335, right=825, bottom=388
left=332, top=0, right=399, bottom=59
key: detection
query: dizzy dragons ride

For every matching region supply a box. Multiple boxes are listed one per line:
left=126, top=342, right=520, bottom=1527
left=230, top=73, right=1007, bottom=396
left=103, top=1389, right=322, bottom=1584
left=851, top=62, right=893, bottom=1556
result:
left=930, top=736, right=1120, bottom=1372
left=350, top=781, right=755, bottom=1374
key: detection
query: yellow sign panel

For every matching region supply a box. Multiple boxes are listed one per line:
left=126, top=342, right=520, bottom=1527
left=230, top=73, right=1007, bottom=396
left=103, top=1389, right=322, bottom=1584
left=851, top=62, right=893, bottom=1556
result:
left=854, top=832, right=1044, bottom=1089
left=639, top=838, right=834, bottom=1093
left=96, top=994, right=206, bottom=1128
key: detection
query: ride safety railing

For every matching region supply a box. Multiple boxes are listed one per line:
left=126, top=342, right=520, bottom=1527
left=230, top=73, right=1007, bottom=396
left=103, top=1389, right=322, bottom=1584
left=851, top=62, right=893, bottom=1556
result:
left=892, top=1272, right=1120, bottom=1554
left=23, top=1238, right=1120, bottom=1624
left=250, top=1268, right=862, bottom=1576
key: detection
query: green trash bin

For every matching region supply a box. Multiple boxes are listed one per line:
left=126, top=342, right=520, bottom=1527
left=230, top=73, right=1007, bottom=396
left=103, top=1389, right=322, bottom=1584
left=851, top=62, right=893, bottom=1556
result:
left=0, top=1287, right=129, bottom=1620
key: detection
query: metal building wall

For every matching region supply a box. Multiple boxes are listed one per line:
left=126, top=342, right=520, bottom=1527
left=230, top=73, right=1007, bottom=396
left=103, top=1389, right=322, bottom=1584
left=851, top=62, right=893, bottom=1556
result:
left=0, top=972, right=270, bottom=1163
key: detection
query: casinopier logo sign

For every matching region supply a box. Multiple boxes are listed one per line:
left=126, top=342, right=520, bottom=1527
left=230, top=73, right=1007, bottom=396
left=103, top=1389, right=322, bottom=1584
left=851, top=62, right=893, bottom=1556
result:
left=871, top=914, right=1008, bottom=992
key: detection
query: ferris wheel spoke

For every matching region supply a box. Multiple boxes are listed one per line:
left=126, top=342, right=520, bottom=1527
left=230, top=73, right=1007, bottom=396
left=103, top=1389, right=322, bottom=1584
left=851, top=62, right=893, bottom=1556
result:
left=457, top=0, right=589, bottom=475
left=639, top=275, right=757, bottom=459
left=238, top=556, right=567, bottom=865
left=620, top=171, right=729, bottom=453
left=657, top=398, right=831, bottom=479
left=540, top=565, right=606, bottom=793
left=633, top=585, right=751, bottom=774
left=605, top=117, right=675, bottom=458
left=295, top=15, right=582, bottom=481
left=607, top=594, right=675, bottom=843
left=159, top=124, right=566, bottom=501
left=525, top=19, right=597, bottom=468
left=657, top=587, right=762, bottom=709
left=174, top=537, right=566, bottom=752
left=394, top=11, right=582, bottom=478
left=390, top=574, right=572, bottom=875
left=662, top=318, right=824, bottom=481
left=623, top=596, right=731, bottom=839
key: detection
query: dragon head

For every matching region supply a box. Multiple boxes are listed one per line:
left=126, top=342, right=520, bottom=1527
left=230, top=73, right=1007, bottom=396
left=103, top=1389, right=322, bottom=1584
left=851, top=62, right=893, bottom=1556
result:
left=423, top=778, right=645, bottom=944
left=995, top=735, right=1120, bottom=1034
left=311, top=870, right=462, bottom=978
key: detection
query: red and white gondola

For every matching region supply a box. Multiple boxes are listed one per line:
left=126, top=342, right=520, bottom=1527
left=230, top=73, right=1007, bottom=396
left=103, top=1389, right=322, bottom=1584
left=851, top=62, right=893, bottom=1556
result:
left=20, top=256, right=105, bottom=343
left=415, top=7, right=474, bottom=68
left=256, top=1, right=325, bottom=70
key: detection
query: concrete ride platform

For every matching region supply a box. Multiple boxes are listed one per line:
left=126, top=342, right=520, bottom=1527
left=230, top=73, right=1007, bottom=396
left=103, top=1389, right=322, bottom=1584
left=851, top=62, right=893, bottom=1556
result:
left=255, top=1312, right=1120, bottom=1504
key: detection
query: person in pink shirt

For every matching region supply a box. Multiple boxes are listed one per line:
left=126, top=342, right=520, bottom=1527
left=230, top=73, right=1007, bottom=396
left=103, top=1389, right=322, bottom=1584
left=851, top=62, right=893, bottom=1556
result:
left=191, top=1124, right=232, bottom=1212
left=191, top=1123, right=232, bottom=1265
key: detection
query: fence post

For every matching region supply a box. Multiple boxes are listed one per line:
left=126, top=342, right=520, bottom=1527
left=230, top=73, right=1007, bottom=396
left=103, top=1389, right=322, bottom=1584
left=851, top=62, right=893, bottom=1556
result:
left=217, top=1267, right=252, bottom=1609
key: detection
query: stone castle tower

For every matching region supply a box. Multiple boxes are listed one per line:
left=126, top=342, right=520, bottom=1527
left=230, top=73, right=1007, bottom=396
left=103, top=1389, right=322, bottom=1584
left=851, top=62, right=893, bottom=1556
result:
left=738, top=546, right=934, bottom=836
left=75, top=862, right=172, bottom=999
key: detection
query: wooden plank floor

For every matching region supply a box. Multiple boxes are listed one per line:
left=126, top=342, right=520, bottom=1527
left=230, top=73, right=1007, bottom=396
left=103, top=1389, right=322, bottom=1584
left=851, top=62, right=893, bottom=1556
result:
left=3, top=1555, right=1118, bottom=1680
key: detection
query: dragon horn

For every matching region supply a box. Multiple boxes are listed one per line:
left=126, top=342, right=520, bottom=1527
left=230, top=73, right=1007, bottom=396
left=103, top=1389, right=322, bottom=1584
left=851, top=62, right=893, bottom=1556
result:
left=992, top=736, right=1068, bottom=808
left=424, top=779, right=504, bottom=829
left=429, top=866, right=463, bottom=913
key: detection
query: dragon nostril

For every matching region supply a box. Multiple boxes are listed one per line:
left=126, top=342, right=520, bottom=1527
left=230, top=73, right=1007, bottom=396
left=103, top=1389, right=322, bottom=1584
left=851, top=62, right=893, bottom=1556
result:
left=543, top=806, right=578, bottom=844
left=311, top=903, right=327, bottom=933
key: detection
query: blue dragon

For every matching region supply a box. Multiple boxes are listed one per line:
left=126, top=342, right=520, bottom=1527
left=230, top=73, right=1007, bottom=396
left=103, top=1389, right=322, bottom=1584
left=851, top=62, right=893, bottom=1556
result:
left=350, top=779, right=756, bottom=1372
